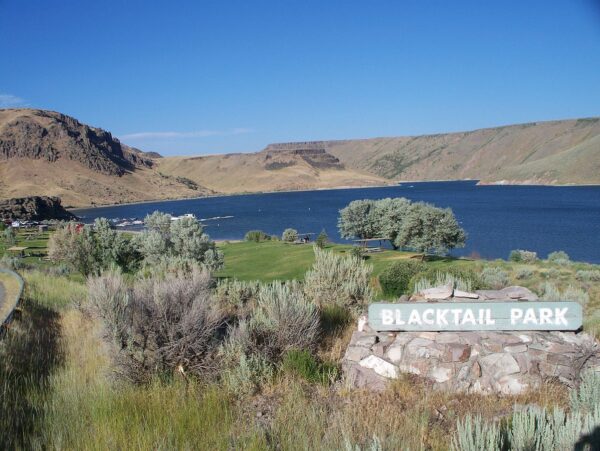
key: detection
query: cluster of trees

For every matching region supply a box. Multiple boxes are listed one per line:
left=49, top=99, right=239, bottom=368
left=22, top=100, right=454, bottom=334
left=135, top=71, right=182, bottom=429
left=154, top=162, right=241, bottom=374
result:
left=338, top=197, right=466, bottom=255
left=49, top=212, right=223, bottom=275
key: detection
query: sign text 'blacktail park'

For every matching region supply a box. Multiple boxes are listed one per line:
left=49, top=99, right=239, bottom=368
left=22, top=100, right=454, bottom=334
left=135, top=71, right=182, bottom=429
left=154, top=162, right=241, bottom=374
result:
left=368, top=301, right=583, bottom=332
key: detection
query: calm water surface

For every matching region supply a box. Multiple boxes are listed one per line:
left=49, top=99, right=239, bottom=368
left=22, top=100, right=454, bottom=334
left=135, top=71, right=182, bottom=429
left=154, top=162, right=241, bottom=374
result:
left=73, top=181, right=600, bottom=264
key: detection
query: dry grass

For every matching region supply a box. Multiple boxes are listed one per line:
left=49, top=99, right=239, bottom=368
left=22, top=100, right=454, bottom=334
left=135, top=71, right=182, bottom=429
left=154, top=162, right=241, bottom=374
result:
left=0, top=271, right=22, bottom=322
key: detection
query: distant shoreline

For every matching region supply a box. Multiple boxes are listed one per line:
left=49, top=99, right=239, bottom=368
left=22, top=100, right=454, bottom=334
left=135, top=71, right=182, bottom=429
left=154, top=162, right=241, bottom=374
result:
left=69, top=179, right=600, bottom=212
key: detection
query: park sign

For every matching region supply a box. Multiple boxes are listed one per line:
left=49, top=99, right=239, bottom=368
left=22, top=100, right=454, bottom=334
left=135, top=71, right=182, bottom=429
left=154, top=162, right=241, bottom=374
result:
left=368, top=301, right=583, bottom=332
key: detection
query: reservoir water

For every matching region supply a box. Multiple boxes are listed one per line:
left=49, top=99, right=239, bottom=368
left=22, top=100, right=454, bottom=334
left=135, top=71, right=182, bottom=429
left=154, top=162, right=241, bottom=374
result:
left=73, top=181, right=600, bottom=264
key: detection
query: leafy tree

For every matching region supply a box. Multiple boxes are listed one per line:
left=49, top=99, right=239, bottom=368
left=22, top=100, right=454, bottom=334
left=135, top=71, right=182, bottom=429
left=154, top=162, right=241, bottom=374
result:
left=373, top=197, right=411, bottom=249
left=144, top=211, right=172, bottom=236
left=282, top=228, right=299, bottom=242
left=316, top=229, right=329, bottom=248
left=338, top=199, right=377, bottom=240
left=394, top=202, right=466, bottom=256
left=133, top=214, right=223, bottom=270
left=49, top=223, right=100, bottom=276
left=338, top=197, right=466, bottom=256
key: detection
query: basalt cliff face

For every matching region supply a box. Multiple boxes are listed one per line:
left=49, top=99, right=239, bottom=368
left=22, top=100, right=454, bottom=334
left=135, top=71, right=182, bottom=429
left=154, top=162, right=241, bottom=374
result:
left=0, top=109, right=210, bottom=207
left=0, top=196, right=76, bottom=221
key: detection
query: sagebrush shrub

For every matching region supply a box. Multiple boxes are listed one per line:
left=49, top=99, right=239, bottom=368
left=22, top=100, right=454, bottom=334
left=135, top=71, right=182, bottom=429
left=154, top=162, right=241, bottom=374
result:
left=548, top=250, right=571, bottom=266
left=576, top=270, right=600, bottom=282
left=570, top=370, right=600, bottom=412
left=230, top=282, right=320, bottom=363
left=539, top=281, right=561, bottom=301
left=409, top=267, right=483, bottom=294
left=509, top=249, right=538, bottom=263
left=379, top=260, right=426, bottom=297
left=215, top=278, right=260, bottom=313
left=451, top=415, right=503, bottom=451
left=563, top=284, right=589, bottom=306
left=244, top=230, right=271, bottom=242
left=88, top=267, right=224, bottom=383
left=481, top=266, right=510, bottom=290
left=304, top=247, right=374, bottom=309
left=515, top=267, right=534, bottom=280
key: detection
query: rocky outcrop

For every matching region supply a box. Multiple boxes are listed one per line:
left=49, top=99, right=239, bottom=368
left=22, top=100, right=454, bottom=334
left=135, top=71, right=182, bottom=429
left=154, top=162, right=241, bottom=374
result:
left=343, top=329, right=600, bottom=395
left=262, top=146, right=344, bottom=171
left=0, top=109, right=155, bottom=176
left=0, top=196, right=77, bottom=221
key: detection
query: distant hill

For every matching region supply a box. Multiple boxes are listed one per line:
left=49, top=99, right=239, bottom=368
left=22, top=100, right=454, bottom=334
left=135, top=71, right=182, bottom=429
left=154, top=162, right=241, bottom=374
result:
left=1, top=109, right=598, bottom=208
left=156, top=144, right=387, bottom=194
left=0, top=109, right=207, bottom=207
left=264, top=118, right=600, bottom=185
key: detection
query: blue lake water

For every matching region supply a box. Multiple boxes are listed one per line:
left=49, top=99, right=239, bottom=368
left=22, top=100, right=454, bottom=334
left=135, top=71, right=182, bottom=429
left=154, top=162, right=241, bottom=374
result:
left=72, top=181, right=600, bottom=264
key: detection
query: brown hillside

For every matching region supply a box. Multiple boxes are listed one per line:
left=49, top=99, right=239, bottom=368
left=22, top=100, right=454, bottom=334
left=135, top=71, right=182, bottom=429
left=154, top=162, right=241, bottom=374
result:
left=156, top=145, right=388, bottom=194
left=268, top=118, right=600, bottom=185
left=0, top=109, right=209, bottom=206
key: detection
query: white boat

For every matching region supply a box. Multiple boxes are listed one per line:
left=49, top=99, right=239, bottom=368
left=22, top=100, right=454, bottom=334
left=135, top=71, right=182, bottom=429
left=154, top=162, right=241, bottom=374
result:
left=170, top=213, right=197, bottom=221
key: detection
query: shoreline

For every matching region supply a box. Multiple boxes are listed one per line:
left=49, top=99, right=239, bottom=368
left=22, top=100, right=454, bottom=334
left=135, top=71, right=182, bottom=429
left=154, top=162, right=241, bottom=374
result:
left=68, top=179, right=600, bottom=212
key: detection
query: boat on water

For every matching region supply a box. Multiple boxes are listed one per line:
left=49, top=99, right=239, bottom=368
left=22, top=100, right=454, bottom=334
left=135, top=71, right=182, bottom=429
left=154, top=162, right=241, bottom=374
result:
left=170, top=213, right=197, bottom=221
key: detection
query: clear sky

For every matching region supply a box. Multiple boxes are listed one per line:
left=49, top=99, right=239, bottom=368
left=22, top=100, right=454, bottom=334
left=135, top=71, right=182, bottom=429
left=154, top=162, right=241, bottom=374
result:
left=1, top=0, right=599, bottom=156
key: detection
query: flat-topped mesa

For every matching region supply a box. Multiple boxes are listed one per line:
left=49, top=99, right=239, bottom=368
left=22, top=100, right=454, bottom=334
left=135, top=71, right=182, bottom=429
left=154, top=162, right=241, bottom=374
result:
left=261, top=143, right=345, bottom=171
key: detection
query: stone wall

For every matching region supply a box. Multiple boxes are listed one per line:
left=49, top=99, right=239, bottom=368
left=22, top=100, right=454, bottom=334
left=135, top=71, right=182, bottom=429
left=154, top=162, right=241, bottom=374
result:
left=343, top=328, right=600, bottom=395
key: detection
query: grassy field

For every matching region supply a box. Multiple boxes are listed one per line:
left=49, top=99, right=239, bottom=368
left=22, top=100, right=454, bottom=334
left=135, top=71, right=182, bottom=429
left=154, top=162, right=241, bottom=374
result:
left=217, top=240, right=422, bottom=282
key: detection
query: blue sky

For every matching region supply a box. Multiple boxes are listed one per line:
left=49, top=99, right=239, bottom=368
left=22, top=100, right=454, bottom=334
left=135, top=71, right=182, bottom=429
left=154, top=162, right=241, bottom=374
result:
left=1, top=0, right=599, bottom=156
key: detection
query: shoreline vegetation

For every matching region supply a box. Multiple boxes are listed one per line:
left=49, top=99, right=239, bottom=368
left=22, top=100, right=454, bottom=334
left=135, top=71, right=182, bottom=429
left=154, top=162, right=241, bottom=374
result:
left=67, top=179, right=600, bottom=210
left=1, top=212, right=599, bottom=449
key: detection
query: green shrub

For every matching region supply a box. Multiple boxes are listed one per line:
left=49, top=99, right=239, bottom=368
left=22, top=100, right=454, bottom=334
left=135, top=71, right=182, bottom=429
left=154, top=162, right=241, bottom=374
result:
left=515, top=267, right=533, bottom=280
left=570, top=370, right=600, bottom=412
left=548, top=250, right=571, bottom=266
left=379, top=260, right=426, bottom=297
left=244, top=230, right=271, bottom=242
left=349, top=246, right=364, bottom=259
left=304, top=247, right=374, bottom=310
left=231, top=282, right=320, bottom=363
left=563, top=285, right=589, bottom=306
left=281, top=349, right=338, bottom=385
left=509, top=250, right=522, bottom=262
left=215, top=279, right=260, bottom=311
left=539, top=281, right=561, bottom=301
left=409, top=267, right=484, bottom=294
left=481, top=266, right=510, bottom=290
left=539, top=282, right=589, bottom=305
left=576, top=270, right=600, bottom=282
left=316, top=229, right=329, bottom=249
left=509, top=249, right=538, bottom=263
left=452, top=415, right=503, bottom=451
left=282, top=228, right=299, bottom=243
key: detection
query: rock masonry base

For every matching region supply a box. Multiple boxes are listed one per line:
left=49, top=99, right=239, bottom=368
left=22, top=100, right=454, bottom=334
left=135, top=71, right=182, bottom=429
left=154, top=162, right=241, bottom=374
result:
left=343, top=329, right=600, bottom=395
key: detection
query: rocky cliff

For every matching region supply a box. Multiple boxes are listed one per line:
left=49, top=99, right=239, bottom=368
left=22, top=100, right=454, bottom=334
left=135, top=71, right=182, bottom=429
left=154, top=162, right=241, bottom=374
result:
left=0, top=109, right=155, bottom=175
left=0, top=196, right=77, bottom=221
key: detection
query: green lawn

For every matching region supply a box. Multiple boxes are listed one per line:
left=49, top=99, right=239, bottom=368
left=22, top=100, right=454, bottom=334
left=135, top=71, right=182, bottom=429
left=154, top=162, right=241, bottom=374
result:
left=217, top=240, right=422, bottom=282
